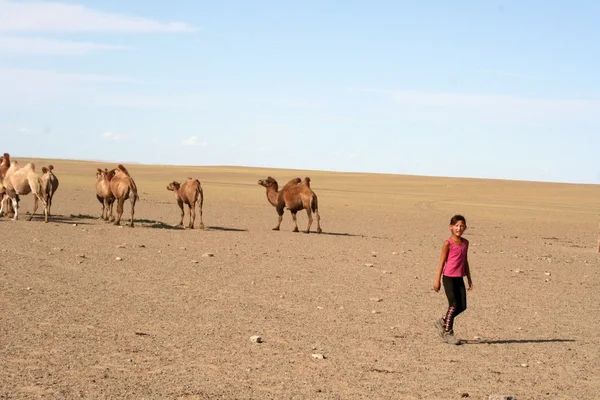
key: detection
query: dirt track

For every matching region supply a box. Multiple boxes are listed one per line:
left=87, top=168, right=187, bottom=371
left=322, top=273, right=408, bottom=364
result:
left=1, top=158, right=599, bottom=399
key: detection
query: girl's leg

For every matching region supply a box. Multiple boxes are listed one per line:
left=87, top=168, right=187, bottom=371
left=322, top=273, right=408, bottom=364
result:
left=442, top=276, right=466, bottom=332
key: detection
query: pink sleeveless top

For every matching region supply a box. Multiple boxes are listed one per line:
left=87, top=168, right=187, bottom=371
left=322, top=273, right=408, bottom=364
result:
left=443, top=238, right=469, bottom=277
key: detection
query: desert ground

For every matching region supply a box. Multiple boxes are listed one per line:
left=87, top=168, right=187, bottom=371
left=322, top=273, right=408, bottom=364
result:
left=1, top=157, right=599, bottom=400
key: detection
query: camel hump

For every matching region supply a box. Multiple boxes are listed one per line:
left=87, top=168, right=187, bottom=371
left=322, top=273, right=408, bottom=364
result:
left=117, top=164, right=130, bottom=175
left=303, top=177, right=311, bottom=187
left=24, top=162, right=36, bottom=171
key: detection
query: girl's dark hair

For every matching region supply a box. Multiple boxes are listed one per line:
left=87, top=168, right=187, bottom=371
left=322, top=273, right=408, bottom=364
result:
left=450, top=214, right=466, bottom=225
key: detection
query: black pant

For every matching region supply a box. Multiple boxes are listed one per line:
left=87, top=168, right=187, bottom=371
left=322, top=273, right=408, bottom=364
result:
left=442, top=276, right=467, bottom=332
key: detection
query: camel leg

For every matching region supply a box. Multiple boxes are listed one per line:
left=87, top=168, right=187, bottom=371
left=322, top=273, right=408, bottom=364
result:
left=129, top=195, right=136, bottom=228
left=177, top=200, right=184, bottom=227
left=11, top=196, right=19, bottom=220
left=47, top=194, right=53, bottom=217
left=315, top=208, right=322, bottom=233
left=189, top=203, right=195, bottom=229
left=0, top=195, right=5, bottom=217
left=40, top=195, right=49, bottom=223
left=304, top=208, right=313, bottom=234
left=27, top=196, right=39, bottom=221
left=291, top=211, right=299, bottom=232
left=198, top=200, right=204, bottom=230
left=108, top=200, right=115, bottom=222
left=114, top=197, right=124, bottom=226
left=273, top=207, right=284, bottom=231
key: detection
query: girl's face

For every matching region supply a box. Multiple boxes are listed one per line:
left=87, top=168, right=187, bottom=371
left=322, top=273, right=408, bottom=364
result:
left=449, top=220, right=467, bottom=237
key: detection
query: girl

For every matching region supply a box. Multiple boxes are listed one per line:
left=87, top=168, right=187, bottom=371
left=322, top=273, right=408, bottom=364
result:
left=433, top=214, right=473, bottom=345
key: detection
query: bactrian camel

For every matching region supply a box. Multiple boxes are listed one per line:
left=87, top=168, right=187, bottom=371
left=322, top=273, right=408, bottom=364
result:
left=0, top=160, right=48, bottom=222
left=40, top=165, right=59, bottom=216
left=108, top=164, right=139, bottom=227
left=0, top=152, right=15, bottom=216
left=258, top=176, right=322, bottom=233
left=95, top=168, right=115, bottom=221
left=167, top=178, right=204, bottom=229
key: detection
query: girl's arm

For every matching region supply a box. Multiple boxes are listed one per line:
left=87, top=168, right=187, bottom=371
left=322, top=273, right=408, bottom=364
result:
left=465, top=256, right=473, bottom=290
left=433, top=240, right=450, bottom=292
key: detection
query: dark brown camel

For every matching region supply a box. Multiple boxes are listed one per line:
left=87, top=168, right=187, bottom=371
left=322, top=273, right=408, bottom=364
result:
left=40, top=165, right=59, bottom=216
left=166, top=178, right=204, bottom=229
left=258, top=176, right=322, bottom=233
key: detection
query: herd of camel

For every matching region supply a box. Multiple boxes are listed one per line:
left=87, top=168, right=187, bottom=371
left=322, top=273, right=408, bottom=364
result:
left=0, top=153, right=323, bottom=233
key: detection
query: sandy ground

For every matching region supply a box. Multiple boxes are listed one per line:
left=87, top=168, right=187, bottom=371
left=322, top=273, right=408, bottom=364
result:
left=1, top=158, right=599, bottom=400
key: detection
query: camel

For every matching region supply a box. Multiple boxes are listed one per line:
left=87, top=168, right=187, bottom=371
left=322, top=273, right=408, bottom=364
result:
left=95, top=168, right=115, bottom=221
left=0, top=160, right=48, bottom=222
left=258, top=176, right=322, bottom=233
left=0, top=152, right=15, bottom=216
left=166, top=178, right=205, bottom=229
left=108, top=164, right=139, bottom=227
left=40, top=165, right=59, bottom=216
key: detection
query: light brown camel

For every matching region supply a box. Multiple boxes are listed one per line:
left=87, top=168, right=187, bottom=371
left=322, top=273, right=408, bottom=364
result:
left=166, top=178, right=205, bottom=229
left=0, top=160, right=48, bottom=222
left=40, top=165, right=59, bottom=216
left=0, top=152, right=15, bottom=216
left=108, top=164, right=139, bottom=227
left=258, top=176, right=322, bottom=233
left=95, top=168, right=115, bottom=221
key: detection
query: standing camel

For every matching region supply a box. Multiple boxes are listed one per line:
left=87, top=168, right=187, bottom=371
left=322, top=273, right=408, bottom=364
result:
left=166, top=178, right=204, bottom=229
left=95, top=168, right=115, bottom=221
left=108, top=164, right=139, bottom=227
left=40, top=165, right=59, bottom=216
left=0, top=160, right=48, bottom=222
left=0, top=152, right=15, bottom=216
left=258, top=176, right=322, bottom=233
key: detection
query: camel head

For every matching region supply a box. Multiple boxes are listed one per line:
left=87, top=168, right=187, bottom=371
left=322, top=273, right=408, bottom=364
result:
left=167, top=181, right=181, bottom=191
left=258, top=176, right=278, bottom=191
left=96, top=168, right=110, bottom=180
left=0, top=153, right=9, bottom=167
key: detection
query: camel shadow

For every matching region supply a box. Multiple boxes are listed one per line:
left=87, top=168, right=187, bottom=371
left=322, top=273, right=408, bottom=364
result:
left=463, top=338, right=575, bottom=345
left=206, top=226, right=248, bottom=232
left=24, top=213, right=93, bottom=225
left=318, top=231, right=365, bottom=237
left=133, top=219, right=185, bottom=230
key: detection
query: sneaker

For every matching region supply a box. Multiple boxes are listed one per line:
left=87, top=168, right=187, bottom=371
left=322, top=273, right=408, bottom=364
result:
left=434, top=318, right=445, bottom=338
left=442, top=330, right=461, bottom=345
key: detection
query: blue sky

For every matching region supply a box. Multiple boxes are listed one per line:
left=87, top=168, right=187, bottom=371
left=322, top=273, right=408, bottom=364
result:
left=1, top=1, right=599, bottom=184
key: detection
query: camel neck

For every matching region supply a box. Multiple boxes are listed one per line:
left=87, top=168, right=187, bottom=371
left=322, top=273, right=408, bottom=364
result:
left=266, top=188, right=279, bottom=206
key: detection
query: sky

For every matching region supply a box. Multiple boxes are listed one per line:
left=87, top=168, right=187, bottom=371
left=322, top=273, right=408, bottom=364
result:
left=1, top=1, right=599, bottom=184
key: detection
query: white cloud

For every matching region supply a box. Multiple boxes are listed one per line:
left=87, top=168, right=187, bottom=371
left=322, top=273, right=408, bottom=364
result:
left=181, top=136, right=207, bottom=147
left=0, top=36, right=128, bottom=55
left=0, top=1, right=195, bottom=33
left=102, top=131, right=126, bottom=141
left=17, top=127, right=32, bottom=135
left=360, top=89, right=600, bottom=124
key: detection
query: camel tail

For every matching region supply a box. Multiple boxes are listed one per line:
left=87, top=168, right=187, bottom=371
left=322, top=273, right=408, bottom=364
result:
left=196, top=180, right=203, bottom=204
left=311, top=194, right=318, bottom=213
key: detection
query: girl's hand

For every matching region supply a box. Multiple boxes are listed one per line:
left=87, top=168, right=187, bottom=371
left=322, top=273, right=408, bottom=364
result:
left=433, top=281, right=441, bottom=292
left=467, top=279, right=473, bottom=291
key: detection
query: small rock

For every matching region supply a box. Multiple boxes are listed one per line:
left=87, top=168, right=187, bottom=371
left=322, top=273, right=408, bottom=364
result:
left=26, top=287, right=32, bottom=291
left=488, top=396, right=516, bottom=400
left=191, top=260, right=198, bottom=264
left=72, top=223, right=77, bottom=227
left=520, top=363, right=528, bottom=367
left=157, top=250, right=162, bottom=253
left=53, top=247, right=63, bottom=252
left=461, top=393, right=469, bottom=398
left=370, top=298, right=383, bottom=302
left=249, top=335, right=262, bottom=343
left=316, top=306, right=324, bottom=310
left=115, top=257, right=123, bottom=261
left=116, top=244, right=126, bottom=249
left=202, top=253, right=215, bottom=257
left=138, top=244, right=146, bottom=248
left=371, top=310, right=380, bottom=314
left=382, top=270, right=392, bottom=274
left=76, top=254, right=85, bottom=258
left=544, top=272, right=551, bottom=276
left=545, top=279, right=549, bottom=283
left=473, top=336, right=482, bottom=340
left=391, top=251, right=399, bottom=255
left=125, top=359, right=133, bottom=363
left=179, top=247, right=186, bottom=250
left=514, top=269, right=523, bottom=273
left=364, top=263, right=374, bottom=267
left=311, top=353, right=325, bottom=360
